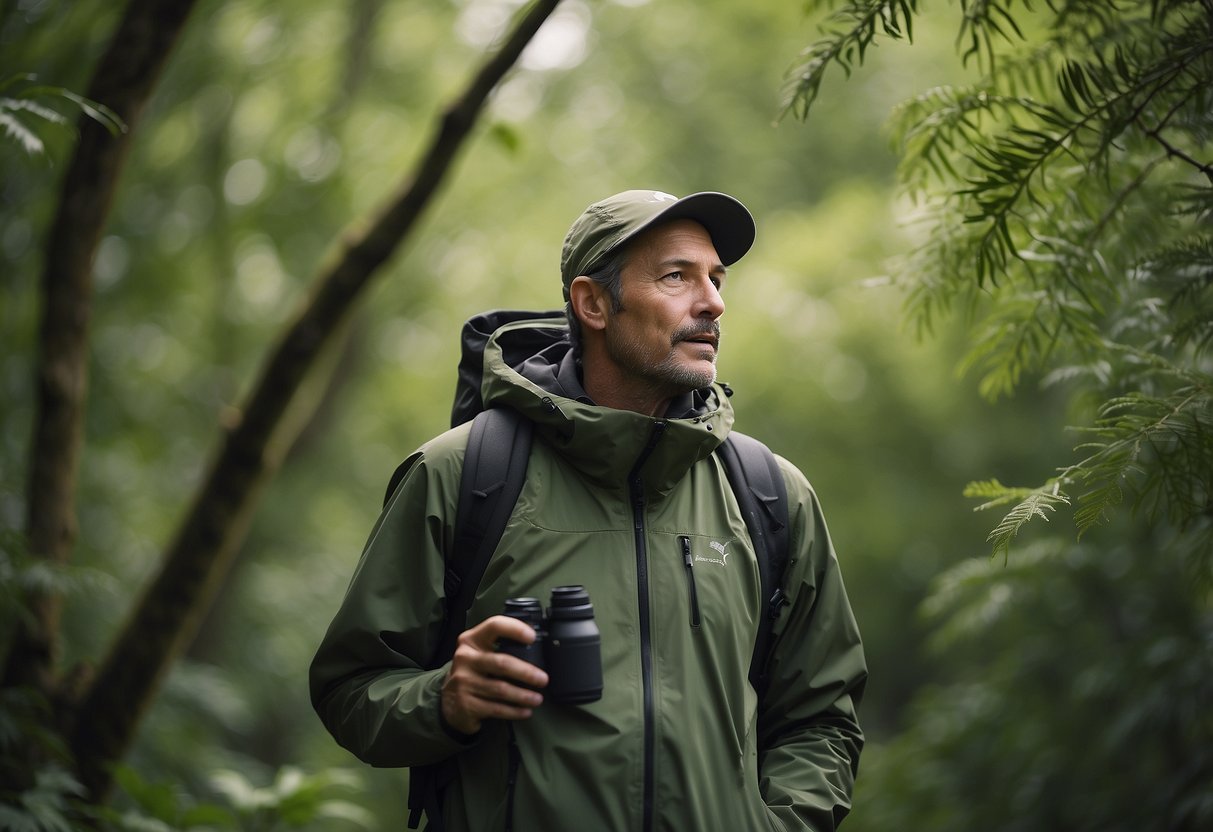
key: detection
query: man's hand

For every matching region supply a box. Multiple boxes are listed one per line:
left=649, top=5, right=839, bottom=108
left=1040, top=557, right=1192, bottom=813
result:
left=441, top=615, right=549, bottom=735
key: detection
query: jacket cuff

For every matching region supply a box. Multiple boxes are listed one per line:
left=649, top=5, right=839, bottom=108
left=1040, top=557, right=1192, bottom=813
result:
left=437, top=698, right=481, bottom=745
left=420, top=665, right=480, bottom=748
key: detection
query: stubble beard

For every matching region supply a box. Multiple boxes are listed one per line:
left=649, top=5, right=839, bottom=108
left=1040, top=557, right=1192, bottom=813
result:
left=605, top=322, right=720, bottom=396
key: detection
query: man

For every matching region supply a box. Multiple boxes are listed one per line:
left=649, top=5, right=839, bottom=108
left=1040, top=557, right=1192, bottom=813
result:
left=310, top=190, right=867, bottom=831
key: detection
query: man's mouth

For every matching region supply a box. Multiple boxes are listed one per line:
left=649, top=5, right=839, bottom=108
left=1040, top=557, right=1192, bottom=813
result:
left=674, top=324, right=720, bottom=350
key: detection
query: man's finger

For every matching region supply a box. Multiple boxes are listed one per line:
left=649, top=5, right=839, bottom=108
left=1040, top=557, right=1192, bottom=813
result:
left=447, top=644, right=546, bottom=696
left=469, top=675, right=545, bottom=710
left=462, top=614, right=538, bottom=649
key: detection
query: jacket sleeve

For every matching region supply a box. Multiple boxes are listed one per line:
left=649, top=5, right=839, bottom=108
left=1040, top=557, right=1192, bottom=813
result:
left=308, top=429, right=476, bottom=768
left=757, top=458, right=867, bottom=831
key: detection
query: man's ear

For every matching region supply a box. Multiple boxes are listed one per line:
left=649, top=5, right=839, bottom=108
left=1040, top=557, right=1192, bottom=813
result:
left=569, top=276, right=610, bottom=332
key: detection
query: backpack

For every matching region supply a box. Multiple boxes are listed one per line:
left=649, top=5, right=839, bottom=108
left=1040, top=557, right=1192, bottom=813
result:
left=388, top=311, right=791, bottom=831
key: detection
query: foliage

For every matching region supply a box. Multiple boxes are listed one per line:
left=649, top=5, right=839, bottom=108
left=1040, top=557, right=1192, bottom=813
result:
left=0, top=0, right=1102, bottom=828
left=90, top=765, right=372, bottom=832
left=850, top=535, right=1213, bottom=832
left=0, top=767, right=85, bottom=832
left=206, top=767, right=372, bottom=831
left=781, top=0, right=921, bottom=119
left=1, top=678, right=367, bottom=832
left=1, top=530, right=116, bottom=641
left=0, top=761, right=370, bottom=832
left=0, top=73, right=124, bottom=158
left=788, top=0, right=1213, bottom=561
left=788, top=3, right=1213, bottom=829
left=0, top=684, right=80, bottom=832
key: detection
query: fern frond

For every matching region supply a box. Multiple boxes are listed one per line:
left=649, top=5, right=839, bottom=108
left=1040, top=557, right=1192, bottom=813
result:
left=956, top=292, right=1047, bottom=399
left=0, top=97, right=70, bottom=125
left=1041, top=360, right=1114, bottom=389
left=922, top=539, right=1065, bottom=647
left=896, top=192, right=986, bottom=336
left=1065, top=386, right=1213, bottom=529
left=963, top=477, right=1037, bottom=509
left=1137, top=234, right=1213, bottom=353
left=889, top=86, right=1027, bottom=194
left=956, top=0, right=1030, bottom=71
left=948, top=19, right=1212, bottom=286
left=0, top=73, right=126, bottom=156
left=954, top=278, right=1109, bottom=400
left=959, top=107, right=1106, bottom=287
left=986, top=488, right=1072, bottom=562
left=0, top=110, right=44, bottom=155
left=798, top=2, right=1213, bottom=560
left=781, top=0, right=921, bottom=121
left=1074, top=480, right=1124, bottom=537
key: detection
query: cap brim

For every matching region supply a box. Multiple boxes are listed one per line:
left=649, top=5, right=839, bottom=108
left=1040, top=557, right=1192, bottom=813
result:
left=630, top=191, right=756, bottom=266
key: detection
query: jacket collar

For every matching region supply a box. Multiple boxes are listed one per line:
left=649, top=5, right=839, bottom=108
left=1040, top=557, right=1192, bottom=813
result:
left=481, top=317, right=733, bottom=496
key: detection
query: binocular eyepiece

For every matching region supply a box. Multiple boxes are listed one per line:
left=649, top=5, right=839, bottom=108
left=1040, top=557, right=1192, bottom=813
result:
left=498, top=585, right=602, bottom=704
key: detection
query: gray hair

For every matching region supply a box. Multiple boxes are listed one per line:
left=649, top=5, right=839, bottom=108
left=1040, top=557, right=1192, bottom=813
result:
left=565, top=246, right=626, bottom=364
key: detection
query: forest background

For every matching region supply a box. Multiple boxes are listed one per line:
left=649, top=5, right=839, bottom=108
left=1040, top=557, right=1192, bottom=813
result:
left=2, top=0, right=1210, bottom=830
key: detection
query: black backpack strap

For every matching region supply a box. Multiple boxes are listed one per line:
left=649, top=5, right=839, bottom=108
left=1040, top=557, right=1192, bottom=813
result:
left=407, top=407, right=534, bottom=830
left=716, top=432, right=791, bottom=697
left=440, top=406, right=533, bottom=661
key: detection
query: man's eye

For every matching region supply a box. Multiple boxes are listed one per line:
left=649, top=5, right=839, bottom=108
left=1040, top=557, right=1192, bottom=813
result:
left=662, top=271, right=683, bottom=281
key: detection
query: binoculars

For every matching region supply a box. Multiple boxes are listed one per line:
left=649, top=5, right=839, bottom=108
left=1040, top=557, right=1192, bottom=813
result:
left=497, top=585, right=602, bottom=704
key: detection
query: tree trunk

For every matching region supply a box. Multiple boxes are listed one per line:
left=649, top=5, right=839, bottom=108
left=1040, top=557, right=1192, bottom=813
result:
left=68, top=0, right=564, bottom=802
left=2, top=0, right=199, bottom=699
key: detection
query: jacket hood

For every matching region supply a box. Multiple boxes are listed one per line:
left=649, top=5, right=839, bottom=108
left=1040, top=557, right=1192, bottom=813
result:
left=476, top=312, right=734, bottom=496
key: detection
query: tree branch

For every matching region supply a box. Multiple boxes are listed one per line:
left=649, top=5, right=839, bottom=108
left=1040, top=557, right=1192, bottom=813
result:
left=1138, top=78, right=1213, bottom=184
left=2, top=0, right=199, bottom=698
left=68, top=0, right=563, bottom=802
left=1144, top=127, right=1213, bottom=184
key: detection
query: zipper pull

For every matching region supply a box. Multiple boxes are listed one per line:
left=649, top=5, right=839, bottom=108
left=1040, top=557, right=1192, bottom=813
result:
left=679, top=536, right=702, bottom=629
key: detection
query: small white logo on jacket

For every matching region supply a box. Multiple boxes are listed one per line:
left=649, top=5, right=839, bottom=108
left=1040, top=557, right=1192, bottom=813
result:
left=695, top=540, right=730, bottom=567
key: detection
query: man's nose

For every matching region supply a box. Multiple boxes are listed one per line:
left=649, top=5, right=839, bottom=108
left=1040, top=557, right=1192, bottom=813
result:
left=696, top=278, right=725, bottom=319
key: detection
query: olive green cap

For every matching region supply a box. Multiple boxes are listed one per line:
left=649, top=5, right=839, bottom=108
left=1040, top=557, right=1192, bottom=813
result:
left=559, top=189, right=756, bottom=300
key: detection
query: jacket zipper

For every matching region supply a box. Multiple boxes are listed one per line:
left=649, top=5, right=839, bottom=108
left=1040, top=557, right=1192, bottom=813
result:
left=678, top=536, right=701, bottom=629
left=629, top=421, right=665, bottom=832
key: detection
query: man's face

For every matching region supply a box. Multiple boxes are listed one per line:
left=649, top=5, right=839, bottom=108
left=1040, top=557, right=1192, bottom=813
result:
left=602, top=219, right=727, bottom=398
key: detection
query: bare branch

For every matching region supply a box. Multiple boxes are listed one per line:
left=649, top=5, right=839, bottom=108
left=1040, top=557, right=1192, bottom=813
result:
left=1134, top=74, right=1213, bottom=183
left=1144, top=126, right=1213, bottom=184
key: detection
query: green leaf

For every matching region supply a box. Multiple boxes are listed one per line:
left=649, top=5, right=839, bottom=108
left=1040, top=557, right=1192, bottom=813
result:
left=0, top=111, right=44, bottom=155
left=986, top=488, right=1071, bottom=561
left=0, top=73, right=127, bottom=157
left=1075, top=480, right=1123, bottom=537
left=1, top=97, right=69, bottom=125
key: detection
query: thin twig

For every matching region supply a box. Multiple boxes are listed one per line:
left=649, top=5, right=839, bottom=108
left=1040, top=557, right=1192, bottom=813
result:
left=1144, top=127, right=1213, bottom=183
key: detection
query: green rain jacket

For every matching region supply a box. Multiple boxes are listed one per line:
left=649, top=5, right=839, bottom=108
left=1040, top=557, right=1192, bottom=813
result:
left=310, top=316, right=867, bottom=832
